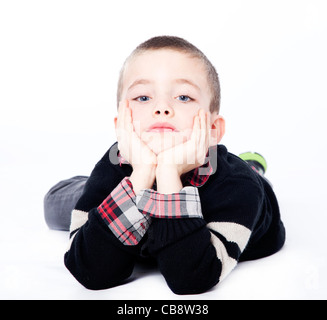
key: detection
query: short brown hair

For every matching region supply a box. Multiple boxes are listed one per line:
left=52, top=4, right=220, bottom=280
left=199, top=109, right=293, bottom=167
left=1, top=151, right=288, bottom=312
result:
left=117, top=36, right=221, bottom=114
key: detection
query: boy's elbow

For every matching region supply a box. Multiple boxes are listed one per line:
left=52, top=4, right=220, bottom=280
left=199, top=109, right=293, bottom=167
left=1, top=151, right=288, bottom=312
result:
left=167, top=274, right=220, bottom=295
left=64, top=252, right=134, bottom=290
left=163, top=263, right=222, bottom=295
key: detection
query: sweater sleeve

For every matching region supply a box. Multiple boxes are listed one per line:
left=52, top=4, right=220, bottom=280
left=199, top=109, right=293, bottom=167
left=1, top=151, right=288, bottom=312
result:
left=146, top=180, right=266, bottom=295
left=64, top=208, right=142, bottom=290
left=148, top=218, right=221, bottom=294
left=64, top=150, right=144, bottom=290
left=64, top=179, right=146, bottom=290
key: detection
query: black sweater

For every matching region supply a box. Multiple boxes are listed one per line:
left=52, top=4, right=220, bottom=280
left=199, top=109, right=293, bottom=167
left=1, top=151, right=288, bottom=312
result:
left=64, top=143, right=285, bottom=294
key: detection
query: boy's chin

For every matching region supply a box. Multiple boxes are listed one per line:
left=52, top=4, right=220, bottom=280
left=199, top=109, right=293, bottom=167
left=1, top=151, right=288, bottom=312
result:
left=141, top=132, right=188, bottom=155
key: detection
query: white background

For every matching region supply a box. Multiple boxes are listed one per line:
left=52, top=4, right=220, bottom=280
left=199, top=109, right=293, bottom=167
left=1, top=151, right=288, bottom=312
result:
left=1, top=0, right=326, bottom=299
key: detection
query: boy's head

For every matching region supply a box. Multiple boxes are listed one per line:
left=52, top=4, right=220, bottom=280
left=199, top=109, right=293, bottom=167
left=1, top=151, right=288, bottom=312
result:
left=117, top=36, right=221, bottom=114
left=116, top=36, right=225, bottom=154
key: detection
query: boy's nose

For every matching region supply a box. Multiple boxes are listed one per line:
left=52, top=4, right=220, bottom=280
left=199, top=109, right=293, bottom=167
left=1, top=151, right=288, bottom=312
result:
left=153, top=105, right=174, bottom=118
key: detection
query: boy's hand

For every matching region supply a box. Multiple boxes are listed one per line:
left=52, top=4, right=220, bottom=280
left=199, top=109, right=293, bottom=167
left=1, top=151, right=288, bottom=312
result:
left=116, top=100, right=157, bottom=168
left=115, top=100, right=157, bottom=194
left=156, top=109, right=211, bottom=194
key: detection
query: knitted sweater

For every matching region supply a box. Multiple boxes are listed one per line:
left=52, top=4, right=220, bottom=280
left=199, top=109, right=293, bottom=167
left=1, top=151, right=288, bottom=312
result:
left=64, top=143, right=285, bottom=294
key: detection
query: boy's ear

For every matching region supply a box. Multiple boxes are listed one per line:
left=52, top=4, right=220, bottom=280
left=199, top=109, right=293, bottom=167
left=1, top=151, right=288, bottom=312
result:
left=114, top=116, right=118, bottom=129
left=209, top=114, right=225, bottom=146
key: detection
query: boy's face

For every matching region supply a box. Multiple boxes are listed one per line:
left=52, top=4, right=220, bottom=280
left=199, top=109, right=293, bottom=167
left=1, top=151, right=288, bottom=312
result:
left=119, top=49, right=217, bottom=154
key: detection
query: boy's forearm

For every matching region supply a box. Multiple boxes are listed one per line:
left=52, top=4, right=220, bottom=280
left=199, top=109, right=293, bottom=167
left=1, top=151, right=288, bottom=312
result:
left=64, top=208, right=138, bottom=290
left=156, top=164, right=183, bottom=194
left=130, top=163, right=184, bottom=195
left=130, top=164, right=157, bottom=195
left=148, top=218, right=221, bottom=294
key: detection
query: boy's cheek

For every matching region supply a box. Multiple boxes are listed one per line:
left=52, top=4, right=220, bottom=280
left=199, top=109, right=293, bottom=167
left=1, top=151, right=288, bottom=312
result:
left=132, top=119, right=143, bottom=136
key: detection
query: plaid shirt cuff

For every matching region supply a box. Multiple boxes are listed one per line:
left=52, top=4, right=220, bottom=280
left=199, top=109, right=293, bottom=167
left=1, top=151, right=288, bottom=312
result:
left=97, top=177, right=151, bottom=246
left=136, top=186, right=203, bottom=219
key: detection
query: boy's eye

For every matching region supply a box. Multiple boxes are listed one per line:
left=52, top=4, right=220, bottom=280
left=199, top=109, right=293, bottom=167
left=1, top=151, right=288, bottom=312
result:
left=177, top=95, right=193, bottom=102
left=135, top=96, right=150, bottom=102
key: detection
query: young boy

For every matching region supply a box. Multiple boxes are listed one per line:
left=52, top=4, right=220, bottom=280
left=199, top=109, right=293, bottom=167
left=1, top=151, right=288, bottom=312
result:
left=44, top=36, right=285, bottom=294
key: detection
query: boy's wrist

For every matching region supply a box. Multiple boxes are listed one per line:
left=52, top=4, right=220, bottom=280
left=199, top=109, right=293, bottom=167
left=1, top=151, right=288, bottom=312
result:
left=156, top=164, right=183, bottom=194
left=130, top=164, right=157, bottom=195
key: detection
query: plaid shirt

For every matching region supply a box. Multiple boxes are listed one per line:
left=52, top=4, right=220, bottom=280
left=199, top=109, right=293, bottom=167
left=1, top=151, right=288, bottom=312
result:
left=97, top=159, right=213, bottom=246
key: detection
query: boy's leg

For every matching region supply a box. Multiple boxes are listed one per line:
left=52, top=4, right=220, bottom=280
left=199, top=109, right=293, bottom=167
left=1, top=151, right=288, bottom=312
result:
left=239, top=152, right=273, bottom=187
left=44, top=176, right=88, bottom=231
left=239, top=152, right=267, bottom=176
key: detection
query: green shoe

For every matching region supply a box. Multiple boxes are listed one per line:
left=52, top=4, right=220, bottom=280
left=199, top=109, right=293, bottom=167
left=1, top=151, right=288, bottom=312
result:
left=239, top=152, right=267, bottom=176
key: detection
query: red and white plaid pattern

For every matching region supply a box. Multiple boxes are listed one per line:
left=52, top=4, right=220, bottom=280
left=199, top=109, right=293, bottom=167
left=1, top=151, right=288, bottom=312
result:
left=137, top=187, right=202, bottom=219
left=98, top=178, right=151, bottom=246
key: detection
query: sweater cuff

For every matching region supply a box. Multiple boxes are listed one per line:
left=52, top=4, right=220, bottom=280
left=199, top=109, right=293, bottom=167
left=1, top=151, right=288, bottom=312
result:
left=97, top=177, right=151, bottom=246
left=136, top=186, right=203, bottom=219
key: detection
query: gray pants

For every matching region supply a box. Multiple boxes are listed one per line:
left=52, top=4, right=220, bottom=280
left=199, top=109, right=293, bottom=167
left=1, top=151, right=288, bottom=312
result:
left=44, top=176, right=88, bottom=231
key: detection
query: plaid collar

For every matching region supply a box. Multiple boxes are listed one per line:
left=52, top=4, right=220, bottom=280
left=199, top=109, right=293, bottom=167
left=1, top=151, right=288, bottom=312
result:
left=118, top=149, right=214, bottom=188
left=183, top=158, right=213, bottom=187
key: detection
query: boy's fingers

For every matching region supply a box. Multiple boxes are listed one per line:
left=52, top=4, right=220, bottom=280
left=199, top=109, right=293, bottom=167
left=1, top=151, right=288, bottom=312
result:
left=199, top=109, right=206, bottom=147
left=191, top=115, right=200, bottom=141
left=117, top=100, right=126, bottom=129
left=206, top=111, right=211, bottom=147
left=125, top=105, right=134, bottom=133
left=117, top=99, right=132, bottom=132
left=199, top=109, right=206, bottom=129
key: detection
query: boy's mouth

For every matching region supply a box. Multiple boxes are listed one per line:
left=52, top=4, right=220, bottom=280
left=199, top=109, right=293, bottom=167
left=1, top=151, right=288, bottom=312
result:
left=146, top=122, right=178, bottom=133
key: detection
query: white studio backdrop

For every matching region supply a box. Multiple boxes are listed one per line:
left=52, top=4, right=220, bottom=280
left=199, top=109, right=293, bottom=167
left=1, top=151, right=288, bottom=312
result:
left=0, top=0, right=327, bottom=299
